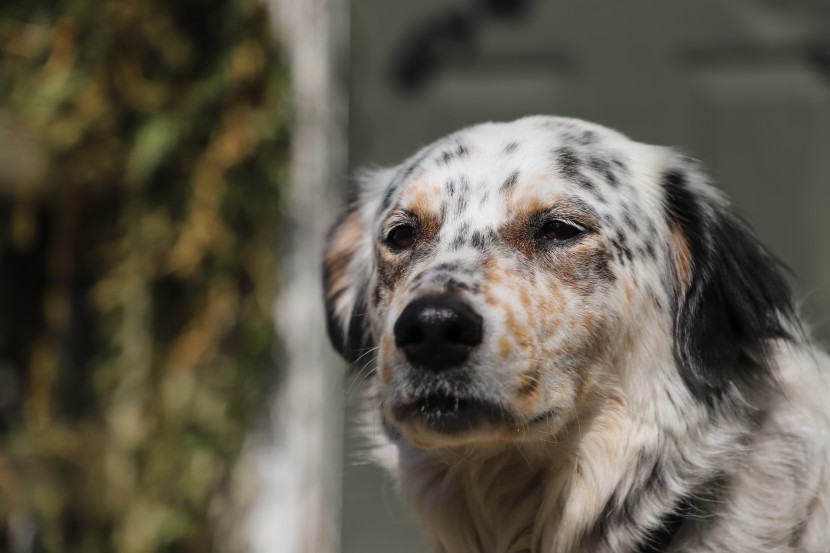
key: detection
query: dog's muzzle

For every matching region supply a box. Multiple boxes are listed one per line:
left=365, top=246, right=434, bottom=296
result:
left=389, top=295, right=512, bottom=436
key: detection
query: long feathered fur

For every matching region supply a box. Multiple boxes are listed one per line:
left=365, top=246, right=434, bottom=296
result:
left=323, top=116, right=830, bottom=552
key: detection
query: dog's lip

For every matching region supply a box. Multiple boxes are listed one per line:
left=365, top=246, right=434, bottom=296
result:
left=390, top=392, right=512, bottom=435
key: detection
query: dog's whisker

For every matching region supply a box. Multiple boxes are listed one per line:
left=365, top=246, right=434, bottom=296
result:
left=345, top=355, right=379, bottom=399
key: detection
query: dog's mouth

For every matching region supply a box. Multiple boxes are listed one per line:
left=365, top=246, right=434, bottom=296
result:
left=389, top=392, right=512, bottom=435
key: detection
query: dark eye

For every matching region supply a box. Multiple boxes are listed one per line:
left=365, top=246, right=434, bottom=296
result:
left=387, top=224, right=417, bottom=249
left=537, top=220, right=583, bottom=242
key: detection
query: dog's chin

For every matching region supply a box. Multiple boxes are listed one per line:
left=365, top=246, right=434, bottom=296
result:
left=385, top=392, right=520, bottom=448
left=384, top=392, right=573, bottom=449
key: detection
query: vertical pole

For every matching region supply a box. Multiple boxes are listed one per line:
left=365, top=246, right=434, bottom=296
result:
left=249, top=0, right=348, bottom=551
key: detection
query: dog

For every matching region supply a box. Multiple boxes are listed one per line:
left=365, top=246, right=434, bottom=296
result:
left=323, top=116, right=830, bottom=552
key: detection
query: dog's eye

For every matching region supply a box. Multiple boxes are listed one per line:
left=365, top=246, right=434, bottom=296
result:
left=537, top=220, right=583, bottom=242
left=387, top=224, right=417, bottom=249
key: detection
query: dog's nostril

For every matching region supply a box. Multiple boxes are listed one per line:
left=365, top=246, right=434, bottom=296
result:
left=395, top=322, right=425, bottom=347
left=445, top=319, right=481, bottom=346
left=393, top=295, right=483, bottom=371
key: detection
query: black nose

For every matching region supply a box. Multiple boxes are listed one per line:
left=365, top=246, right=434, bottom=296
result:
left=393, top=295, right=483, bottom=371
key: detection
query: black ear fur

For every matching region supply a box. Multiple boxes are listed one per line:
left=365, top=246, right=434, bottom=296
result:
left=661, top=164, right=800, bottom=396
left=322, top=208, right=374, bottom=367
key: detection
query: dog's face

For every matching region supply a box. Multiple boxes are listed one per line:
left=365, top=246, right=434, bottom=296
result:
left=324, top=116, right=794, bottom=449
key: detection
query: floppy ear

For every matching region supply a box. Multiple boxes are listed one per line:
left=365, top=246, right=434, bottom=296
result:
left=323, top=206, right=374, bottom=366
left=322, top=168, right=396, bottom=366
left=660, top=157, right=800, bottom=396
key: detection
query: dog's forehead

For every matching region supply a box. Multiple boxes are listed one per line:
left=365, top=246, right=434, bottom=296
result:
left=385, top=116, right=661, bottom=228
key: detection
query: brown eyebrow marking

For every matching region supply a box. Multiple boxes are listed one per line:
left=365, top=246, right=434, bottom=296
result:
left=376, top=198, right=444, bottom=292
left=396, top=179, right=440, bottom=214
left=410, top=203, right=442, bottom=243
left=381, top=200, right=442, bottom=241
left=500, top=196, right=551, bottom=258
left=499, top=193, right=602, bottom=259
left=498, top=193, right=617, bottom=297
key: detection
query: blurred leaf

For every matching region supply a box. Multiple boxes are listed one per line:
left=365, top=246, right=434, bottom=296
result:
left=126, top=115, right=179, bottom=187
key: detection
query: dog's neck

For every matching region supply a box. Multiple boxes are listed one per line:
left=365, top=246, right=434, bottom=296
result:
left=393, top=392, right=657, bottom=553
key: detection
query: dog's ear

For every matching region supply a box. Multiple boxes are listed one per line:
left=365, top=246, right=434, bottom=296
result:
left=660, top=156, right=799, bottom=396
left=323, top=207, right=371, bottom=364
left=323, top=168, right=395, bottom=366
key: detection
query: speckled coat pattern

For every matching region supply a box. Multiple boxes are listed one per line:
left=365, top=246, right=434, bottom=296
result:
left=323, top=116, right=830, bottom=553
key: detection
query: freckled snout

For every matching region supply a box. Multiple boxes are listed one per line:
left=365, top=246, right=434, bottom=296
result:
left=393, top=295, right=483, bottom=371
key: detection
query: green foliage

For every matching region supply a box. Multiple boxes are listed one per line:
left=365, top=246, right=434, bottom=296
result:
left=0, top=0, right=288, bottom=551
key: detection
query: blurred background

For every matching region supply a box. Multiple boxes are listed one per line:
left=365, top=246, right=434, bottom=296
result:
left=0, top=0, right=828, bottom=552
left=0, top=0, right=289, bottom=551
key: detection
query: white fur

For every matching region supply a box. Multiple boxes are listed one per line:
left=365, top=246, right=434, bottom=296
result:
left=325, top=116, right=830, bottom=552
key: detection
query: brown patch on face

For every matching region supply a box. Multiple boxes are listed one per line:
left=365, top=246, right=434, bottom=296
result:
left=504, top=304, right=532, bottom=353
left=324, top=209, right=363, bottom=304
left=499, top=192, right=614, bottom=297
left=536, top=273, right=567, bottom=324
left=499, top=196, right=550, bottom=259
left=482, top=255, right=508, bottom=317
left=483, top=256, right=526, bottom=299
left=377, top=248, right=409, bottom=291
left=400, top=180, right=438, bottom=208
left=410, top=203, right=442, bottom=243
left=571, top=312, right=608, bottom=359
left=400, top=180, right=444, bottom=237
left=517, top=366, right=542, bottom=398
left=377, top=192, right=444, bottom=292
left=518, top=283, right=533, bottom=312
left=671, top=221, right=692, bottom=296
left=482, top=255, right=503, bottom=284
left=553, top=241, right=615, bottom=296
left=543, top=306, right=606, bottom=408
left=499, top=335, right=511, bottom=359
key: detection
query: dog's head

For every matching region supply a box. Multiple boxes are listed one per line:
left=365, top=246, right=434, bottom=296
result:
left=324, top=116, right=797, bottom=448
